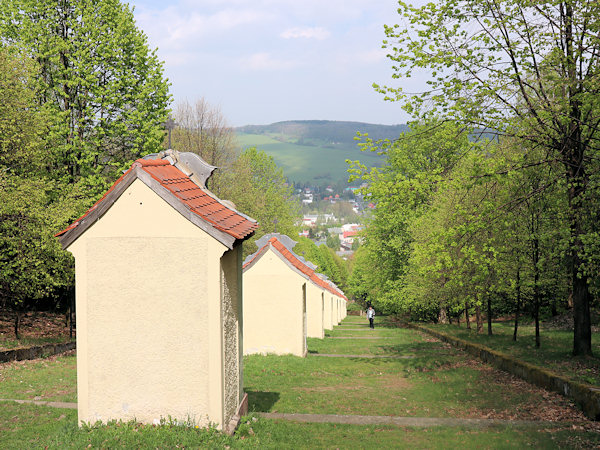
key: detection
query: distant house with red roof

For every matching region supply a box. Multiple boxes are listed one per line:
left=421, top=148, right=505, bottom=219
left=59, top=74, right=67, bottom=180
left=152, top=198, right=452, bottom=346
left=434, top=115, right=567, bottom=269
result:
left=55, top=150, right=257, bottom=433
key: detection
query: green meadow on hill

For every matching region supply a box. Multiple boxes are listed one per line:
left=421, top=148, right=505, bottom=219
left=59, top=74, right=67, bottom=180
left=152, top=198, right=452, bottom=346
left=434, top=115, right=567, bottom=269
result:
left=235, top=133, right=382, bottom=186
left=234, top=120, right=405, bottom=185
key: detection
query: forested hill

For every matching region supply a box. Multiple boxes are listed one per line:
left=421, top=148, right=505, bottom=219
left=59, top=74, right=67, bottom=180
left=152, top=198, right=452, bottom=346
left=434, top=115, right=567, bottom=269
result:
left=236, top=120, right=409, bottom=147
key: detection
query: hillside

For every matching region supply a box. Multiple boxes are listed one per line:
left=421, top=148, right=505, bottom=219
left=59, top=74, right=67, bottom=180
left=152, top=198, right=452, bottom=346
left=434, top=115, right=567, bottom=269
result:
left=236, top=120, right=408, bottom=147
left=235, top=120, right=407, bottom=185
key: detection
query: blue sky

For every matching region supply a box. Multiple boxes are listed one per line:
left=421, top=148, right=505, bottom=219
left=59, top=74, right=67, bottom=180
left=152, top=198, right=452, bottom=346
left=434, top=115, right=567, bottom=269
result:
left=127, top=0, right=420, bottom=126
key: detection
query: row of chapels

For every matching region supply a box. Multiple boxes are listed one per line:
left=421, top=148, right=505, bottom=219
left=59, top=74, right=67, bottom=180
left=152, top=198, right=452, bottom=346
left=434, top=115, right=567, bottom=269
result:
left=55, top=150, right=347, bottom=434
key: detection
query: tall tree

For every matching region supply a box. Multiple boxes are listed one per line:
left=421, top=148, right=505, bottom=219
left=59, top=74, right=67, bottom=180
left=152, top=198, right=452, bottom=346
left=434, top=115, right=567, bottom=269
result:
left=217, top=148, right=300, bottom=257
left=169, top=98, right=236, bottom=169
left=0, top=0, right=171, bottom=189
left=0, top=48, right=73, bottom=337
left=381, top=0, right=600, bottom=355
left=348, top=121, right=475, bottom=314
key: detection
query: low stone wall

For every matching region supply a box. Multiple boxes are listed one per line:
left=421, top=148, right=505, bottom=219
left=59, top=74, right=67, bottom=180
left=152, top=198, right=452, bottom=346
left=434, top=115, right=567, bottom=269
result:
left=0, top=341, right=76, bottom=363
left=405, top=322, right=600, bottom=421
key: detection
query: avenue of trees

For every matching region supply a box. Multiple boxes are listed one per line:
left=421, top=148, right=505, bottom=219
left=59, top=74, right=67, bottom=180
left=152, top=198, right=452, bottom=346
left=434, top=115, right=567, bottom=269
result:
left=350, top=0, right=600, bottom=356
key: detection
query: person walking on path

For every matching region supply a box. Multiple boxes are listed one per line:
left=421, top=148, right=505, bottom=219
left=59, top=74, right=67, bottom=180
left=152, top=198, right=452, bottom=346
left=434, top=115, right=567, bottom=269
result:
left=367, top=306, right=375, bottom=329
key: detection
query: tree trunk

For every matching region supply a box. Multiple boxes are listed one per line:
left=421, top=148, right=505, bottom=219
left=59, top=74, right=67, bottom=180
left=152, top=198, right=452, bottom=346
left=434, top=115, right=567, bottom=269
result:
left=568, top=173, right=592, bottom=355
left=563, top=5, right=592, bottom=356
left=534, top=291, right=540, bottom=349
left=487, top=294, right=492, bottom=336
left=465, top=301, right=470, bottom=330
left=513, top=266, right=521, bottom=342
left=533, top=236, right=541, bottom=348
left=475, top=303, right=483, bottom=334
left=438, top=306, right=448, bottom=324
left=14, top=311, right=20, bottom=340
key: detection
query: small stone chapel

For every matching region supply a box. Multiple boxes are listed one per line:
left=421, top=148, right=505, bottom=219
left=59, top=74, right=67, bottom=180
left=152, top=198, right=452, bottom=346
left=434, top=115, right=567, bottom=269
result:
left=56, top=150, right=258, bottom=432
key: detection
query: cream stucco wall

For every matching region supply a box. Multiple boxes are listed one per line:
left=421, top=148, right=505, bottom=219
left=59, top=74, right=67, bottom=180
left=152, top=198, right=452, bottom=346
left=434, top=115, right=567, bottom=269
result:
left=323, top=293, right=334, bottom=330
left=243, top=247, right=307, bottom=356
left=333, top=296, right=340, bottom=325
left=69, top=179, right=235, bottom=429
left=306, top=283, right=324, bottom=339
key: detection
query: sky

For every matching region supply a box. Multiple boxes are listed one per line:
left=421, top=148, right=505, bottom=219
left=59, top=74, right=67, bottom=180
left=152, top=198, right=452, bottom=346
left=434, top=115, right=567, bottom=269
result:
left=127, top=0, right=419, bottom=127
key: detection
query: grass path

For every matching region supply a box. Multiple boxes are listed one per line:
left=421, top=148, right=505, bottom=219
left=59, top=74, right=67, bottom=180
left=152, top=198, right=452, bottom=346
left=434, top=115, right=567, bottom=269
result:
left=1, top=315, right=600, bottom=448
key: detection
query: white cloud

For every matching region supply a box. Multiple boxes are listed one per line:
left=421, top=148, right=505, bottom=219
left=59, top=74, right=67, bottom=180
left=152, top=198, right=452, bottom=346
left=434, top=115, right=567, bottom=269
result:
left=240, top=52, right=301, bottom=71
left=280, top=26, right=330, bottom=40
left=136, top=6, right=267, bottom=50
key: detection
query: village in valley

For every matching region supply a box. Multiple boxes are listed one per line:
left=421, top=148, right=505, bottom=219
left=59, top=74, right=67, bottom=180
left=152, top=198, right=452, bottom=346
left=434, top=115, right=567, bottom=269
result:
left=297, top=184, right=370, bottom=256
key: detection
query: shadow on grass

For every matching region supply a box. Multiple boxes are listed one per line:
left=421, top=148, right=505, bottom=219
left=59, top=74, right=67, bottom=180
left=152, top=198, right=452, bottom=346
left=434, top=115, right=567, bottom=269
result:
left=246, top=390, right=281, bottom=412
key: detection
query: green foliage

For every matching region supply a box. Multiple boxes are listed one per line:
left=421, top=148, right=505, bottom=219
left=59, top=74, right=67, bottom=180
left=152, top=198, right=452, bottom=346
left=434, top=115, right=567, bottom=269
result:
left=378, top=0, right=600, bottom=355
left=345, top=302, right=362, bottom=312
left=0, top=48, right=50, bottom=173
left=0, top=2, right=171, bottom=325
left=325, top=233, right=340, bottom=250
left=217, top=148, right=300, bottom=257
left=293, top=237, right=349, bottom=291
left=348, top=121, right=475, bottom=314
left=0, top=49, right=75, bottom=328
left=0, top=0, right=171, bottom=190
left=0, top=175, right=74, bottom=318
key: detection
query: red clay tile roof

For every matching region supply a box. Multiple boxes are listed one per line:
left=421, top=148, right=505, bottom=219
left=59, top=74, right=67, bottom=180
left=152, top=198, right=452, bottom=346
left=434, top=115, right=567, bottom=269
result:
left=56, top=158, right=258, bottom=245
left=137, top=159, right=257, bottom=240
left=244, top=236, right=346, bottom=300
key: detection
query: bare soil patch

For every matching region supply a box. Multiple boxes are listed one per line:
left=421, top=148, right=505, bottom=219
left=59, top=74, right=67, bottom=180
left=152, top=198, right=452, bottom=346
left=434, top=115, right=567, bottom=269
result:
left=0, top=311, right=74, bottom=350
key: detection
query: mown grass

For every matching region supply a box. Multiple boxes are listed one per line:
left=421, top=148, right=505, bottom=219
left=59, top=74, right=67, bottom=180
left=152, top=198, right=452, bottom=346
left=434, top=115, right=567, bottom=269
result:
left=0, top=354, right=76, bottom=402
left=0, top=336, right=74, bottom=351
left=245, top=316, right=567, bottom=419
left=419, top=321, right=600, bottom=386
left=2, top=315, right=600, bottom=448
left=309, top=317, right=451, bottom=356
left=236, top=133, right=382, bottom=185
left=1, top=402, right=597, bottom=449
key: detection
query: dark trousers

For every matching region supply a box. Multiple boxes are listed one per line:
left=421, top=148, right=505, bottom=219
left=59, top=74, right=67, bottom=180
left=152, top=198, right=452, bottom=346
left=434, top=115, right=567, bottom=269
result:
left=369, top=317, right=374, bottom=329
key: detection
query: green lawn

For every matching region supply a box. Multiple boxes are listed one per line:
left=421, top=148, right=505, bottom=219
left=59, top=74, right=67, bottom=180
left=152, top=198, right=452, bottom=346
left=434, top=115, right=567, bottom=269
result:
left=1, top=315, right=599, bottom=448
left=2, top=402, right=596, bottom=449
left=0, top=336, right=74, bottom=351
left=235, top=133, right=382, bottom=185
left=419, top=321, right=600, bottom=386
left=245, top=316, right=574, bottom=419
left=0, top=354, right=76, bottom=402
